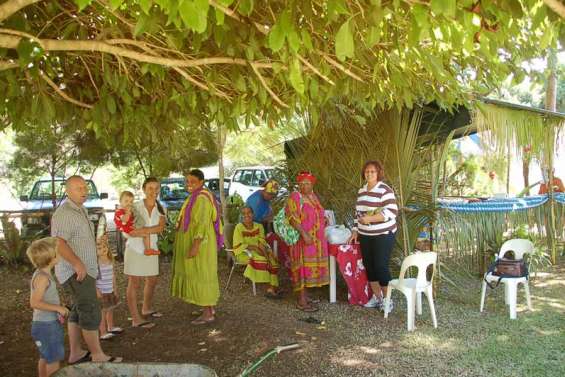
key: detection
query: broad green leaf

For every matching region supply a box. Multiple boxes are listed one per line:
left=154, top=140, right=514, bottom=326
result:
left=134, top=14, right=150, bottom=36
left=287, top=30, right=301, bottom=53
left=280, top=10, right=292, bottom=33
left=328, top=0, right=349, bottom=21
left=106, top=96, right=117, bottom=114
left=238, top=0, right=254, bottom=16
left=335, top=21, right=354, bottom=61
left=179, top=0, right=209, bottom=33
left=301, top=29, right=314, bottom=51
left=268, top=24, right=286, bottom=52
left=75, top=0, right=92, bottom=11
left=139, top=0, right=152, bottom=14
left=109, top=0, right=124, bottom=10
left=431, top=0, right=456, bottom=17
left=366, top=26, right=381, bottom=47
left=289, top=58, right=305, bottom=94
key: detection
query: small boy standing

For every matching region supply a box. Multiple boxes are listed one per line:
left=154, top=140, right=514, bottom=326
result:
left=27, top=237, right=69, bottom=377
left=114, top=191, right=160, bottom=255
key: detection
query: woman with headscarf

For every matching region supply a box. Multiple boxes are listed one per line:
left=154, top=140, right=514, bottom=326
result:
left=232, top=206, right=280, bottom=298
left=285, top=171, right=329, bottom=312
left=170, top=169, right=223, bottom=325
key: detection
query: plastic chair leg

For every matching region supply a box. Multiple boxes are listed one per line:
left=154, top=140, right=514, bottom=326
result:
left=524, top=281, right=533, bottom=311
left=480, top=279, right=487, bottom=312
left=425, top=286, right=438, bottom=328
left=252, top=281, right=257, bottom=296
left=406, top=290, right=416, bottom=331
left=384, top=287, right=393, bottom=319
left=504, top=283, right=509, bottom=305
left=225, top=264, right=236, bottom=292
left=416, top=292, right=422, bottom=316
left=507, top=282, right=518, bottom=319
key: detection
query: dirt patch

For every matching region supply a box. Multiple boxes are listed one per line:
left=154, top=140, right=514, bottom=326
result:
left=1, top=256, right=564, bottom=377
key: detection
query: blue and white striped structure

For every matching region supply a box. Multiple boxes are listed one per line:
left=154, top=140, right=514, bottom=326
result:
left=438, top=195, right=549, bottom=213
left=555, top=193, right=565, bottom=205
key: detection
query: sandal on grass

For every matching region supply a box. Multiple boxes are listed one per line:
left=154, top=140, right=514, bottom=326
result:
left=131, top=321, right=155, bottom=329
left=109, top=327, right=123, bottom=334
left=191, top=316, right=215, bottom=325
left=69, top=351, right=91, bottom=365
left=296, top=303, right=319, bottom=312
left=100, top=333, right=115, bottom=340
left=265, top=291, right=283, bottom=299
left=142, top=311, right=163, bottom=318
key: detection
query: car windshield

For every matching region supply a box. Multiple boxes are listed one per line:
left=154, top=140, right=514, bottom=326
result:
left=265, top=170, right=273, bottom=179
left=29, top=180, right=99, bottom=200
left=160, top=179, right=188, bottom=200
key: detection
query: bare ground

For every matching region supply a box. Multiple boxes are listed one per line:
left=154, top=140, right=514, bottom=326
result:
left=1, top=254, right=564, bottom=377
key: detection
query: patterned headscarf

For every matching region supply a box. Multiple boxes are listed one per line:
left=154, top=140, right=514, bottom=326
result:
left=263, top=179, right=279, bottom=194
left=297, top=171, right=316, bottom=184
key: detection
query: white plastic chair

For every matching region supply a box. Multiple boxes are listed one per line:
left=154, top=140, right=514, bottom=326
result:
left=480, top=239, right=533, bottom=319
left=384, top=252, right=438, bottom=331
left=225, top=249, right=256, bottom=296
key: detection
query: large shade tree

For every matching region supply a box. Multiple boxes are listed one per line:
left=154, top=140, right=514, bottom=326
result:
left=0, top=0, right=563, bottom=141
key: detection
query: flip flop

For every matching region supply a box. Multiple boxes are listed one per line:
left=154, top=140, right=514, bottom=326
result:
left=264, top=291, right=283, bottom=300
left=191, top=316, right=215, bottom=325
left=109, top=327, right=123, bottom=334
left=69, top=351, right=91, bottom=365
left=296, top=303, right=319, bottom=312
left=131, top=321, right=155, bottom=329
left=142, top=311, right=163, bottom=318
left=94, top=356, right=123, bottom=363
left=307, top=297, right=321, bottom=304
left=100, top=333, right=115, bottom=340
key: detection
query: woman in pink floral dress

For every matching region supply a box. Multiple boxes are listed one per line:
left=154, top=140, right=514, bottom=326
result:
left=285, top=171, right=329, bottom=312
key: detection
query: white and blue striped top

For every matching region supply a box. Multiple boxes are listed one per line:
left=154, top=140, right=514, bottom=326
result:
left=96, top=263, right=114, bottom=294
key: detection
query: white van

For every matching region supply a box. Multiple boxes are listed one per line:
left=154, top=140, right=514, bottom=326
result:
left=229, top=166, right=275, bottom=201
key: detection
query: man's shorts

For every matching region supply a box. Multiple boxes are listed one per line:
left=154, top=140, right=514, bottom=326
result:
left=62, top=275, right=101, bottom=330
left=31, top=321, right=65, bottom=363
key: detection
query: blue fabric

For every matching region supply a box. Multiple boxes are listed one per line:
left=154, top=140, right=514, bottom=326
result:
left=246, top=190, right=272, bottom=223
left=31, top=320, right=65, bottom=363
left=555, top=193, right=565, bottom=205
left=438, top=195, right=549, bottom=213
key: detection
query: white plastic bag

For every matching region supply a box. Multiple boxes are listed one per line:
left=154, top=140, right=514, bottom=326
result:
left=325, top=225, right=352, bottom=245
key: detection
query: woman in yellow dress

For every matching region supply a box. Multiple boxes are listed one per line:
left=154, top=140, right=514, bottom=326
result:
left=233, top=206, right=281, bottom=298
left=170, top=169, right=222, bottom=324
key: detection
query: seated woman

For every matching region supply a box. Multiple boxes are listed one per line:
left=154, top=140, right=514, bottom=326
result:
left=233, top=206, right=281, bottom=298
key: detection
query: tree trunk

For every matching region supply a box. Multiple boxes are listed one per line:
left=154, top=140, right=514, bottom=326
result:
left=545, top=49, right=558, bottom=264
left=216, top=123, right=228, bottom=226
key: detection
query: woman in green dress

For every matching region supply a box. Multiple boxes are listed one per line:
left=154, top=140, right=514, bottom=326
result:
left=233, top=206, right=280, bottom=298
left=171, top=169, right=223, bottom=325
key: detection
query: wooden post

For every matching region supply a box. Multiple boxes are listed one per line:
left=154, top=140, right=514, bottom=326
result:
left=545, top=49, right=558, bottom=265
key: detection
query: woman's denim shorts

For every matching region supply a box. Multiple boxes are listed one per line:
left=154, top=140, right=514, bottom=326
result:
left=31, top=320, right=65, bottom=363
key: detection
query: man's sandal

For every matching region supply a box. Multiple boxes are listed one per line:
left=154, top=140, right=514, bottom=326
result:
left=131, top=321, right=155, bottom=329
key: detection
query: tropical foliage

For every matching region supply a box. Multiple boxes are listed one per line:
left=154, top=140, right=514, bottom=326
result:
left=0, top=0, right=563, bottom=144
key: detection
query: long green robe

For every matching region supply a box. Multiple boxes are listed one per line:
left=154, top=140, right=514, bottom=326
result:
left=170, top=191, right=220, bottom=306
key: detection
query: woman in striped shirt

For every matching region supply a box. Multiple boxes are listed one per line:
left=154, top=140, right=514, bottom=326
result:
left=349, top=160, right=398, bottom=311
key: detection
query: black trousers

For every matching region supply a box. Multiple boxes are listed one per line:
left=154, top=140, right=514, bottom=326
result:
left=359, top=232, right=396, bottom=286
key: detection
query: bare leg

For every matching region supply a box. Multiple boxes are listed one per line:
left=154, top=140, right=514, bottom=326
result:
left=380, top=285, right=388, bottom=298
left=105, top=310, right=114, bottom=331
left=82, top=329, right=121, bottom=362
left=141, top=275, right=158, bottom=314
left=127, top=276, right=144, bottom=325
left=99, top=309, right=108, bottom=337
left=370, top=282, right=382, bottom=299
left=297, top=289, right=308, bottom=307
left=38, top=359, right=46, bottom=377
left=45, top=361, right=60, bottom=377
left=67, top=322, right=87, bottom=363
left=143, top=235, right=152, bottom=253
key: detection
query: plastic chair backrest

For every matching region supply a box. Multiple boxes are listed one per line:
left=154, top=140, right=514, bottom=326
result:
left=398, top=252, right=437, bottom=288
left=498, top=239, right=533, bottom=260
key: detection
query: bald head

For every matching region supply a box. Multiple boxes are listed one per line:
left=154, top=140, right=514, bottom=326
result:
left=65, top=175, right=88, bottom=205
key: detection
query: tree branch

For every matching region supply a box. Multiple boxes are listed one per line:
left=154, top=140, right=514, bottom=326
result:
left=0, top=0, right=41, bottom=23
left=0, top=33, right=275, bottom=69
left=250, top=63, right=289, bottom=108
left=321, top=54, right=363, bottom=82
left=39, top=71, right=94, bottom=109
left=0, top=59, right=17, bottom=71
left=544, top=0, right=565, bottom=18
left=297, top=55, right=335, bottom=86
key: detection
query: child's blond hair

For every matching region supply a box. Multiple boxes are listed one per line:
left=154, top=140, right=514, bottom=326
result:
left=119, top=190, right=134, bottom=202
left=26, top=237, right=58, bottom=268
left=97, top=237, right=114, bottom=263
